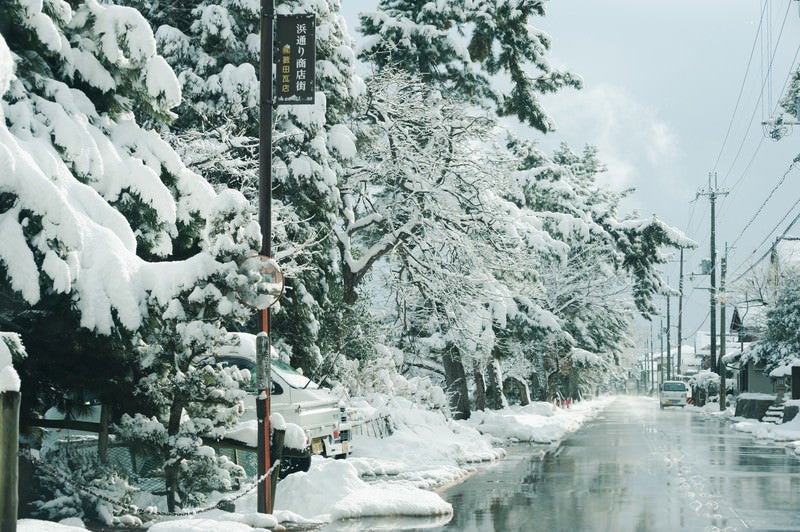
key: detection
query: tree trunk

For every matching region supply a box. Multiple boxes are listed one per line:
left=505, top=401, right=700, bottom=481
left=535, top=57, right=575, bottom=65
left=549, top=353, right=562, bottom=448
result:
left=164, top=400, right=184, bottom=513
left=529, top=366, right=545, bottom=401
left=519, top=380, right=531, bottom=406
left=485, top=360, right=505, bottom=410
left=546, top=353, right=563, bottom=401
left=98, top=403, right=110, bottom=464
left=1, top=391, right=20, bottom=531
left=442, top=346, right=470, bottom=420
left=472, top=360, right=486, bottom=411
left=342, top=264, right=359, bottom=306
left=503, top=377, right=531, bottom=406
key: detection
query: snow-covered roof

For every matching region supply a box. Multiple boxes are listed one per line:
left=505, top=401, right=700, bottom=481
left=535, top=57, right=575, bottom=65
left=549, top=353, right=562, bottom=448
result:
left=694, top=331, right=751, bottom=353
left=732, top=303, right=767, bottom=330
left=770, top=358, right=800, bottom=378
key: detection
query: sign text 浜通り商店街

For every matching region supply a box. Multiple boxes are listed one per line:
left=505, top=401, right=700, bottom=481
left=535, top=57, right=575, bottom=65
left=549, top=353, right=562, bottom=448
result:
left=276, top=15, right=315, bottom=105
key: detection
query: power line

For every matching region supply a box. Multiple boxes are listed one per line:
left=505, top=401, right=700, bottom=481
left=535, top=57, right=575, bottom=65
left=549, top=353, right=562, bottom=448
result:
left=685, top=309, right=710, bottom=341
left=717, top=135, right=764, bottom=225
left=730, top=154, right=799, bottom=250
left=685, top=196, right=708, bottom=245
left=729, top=181, right=800, bottom=284
left=727, top=135, right=764, bottom=193
left=710, top=0, right=768, bottom=175
left=685, top=199, right=698, bottom=232
left=766, top=0, right=774, bottom=112
left=723, top=42, right=800, bottom=221
left=747, top=193, right=800, bottom=259
left=721, top=0, right=792, bottom=183
left=762, top=40, right=800, bottom=139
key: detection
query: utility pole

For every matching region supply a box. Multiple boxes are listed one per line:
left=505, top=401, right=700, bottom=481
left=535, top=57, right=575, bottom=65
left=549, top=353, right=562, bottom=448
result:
left=650, top=322, right=655, bottom=392
left=643, top=341, right=649, bottom=393
left=659, top=319, right=664, bottom=387
left=697, top=173, right=728, bottom=374
left=719, top=244, right=728, bottom=411
left=666, top=295, right=671, bottom=380
left=677, top=248, right=684, bottom=376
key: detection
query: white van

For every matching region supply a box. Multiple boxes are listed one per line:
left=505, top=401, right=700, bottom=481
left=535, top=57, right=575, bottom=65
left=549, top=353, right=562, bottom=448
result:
left=659, top=380, right=689, bottom=408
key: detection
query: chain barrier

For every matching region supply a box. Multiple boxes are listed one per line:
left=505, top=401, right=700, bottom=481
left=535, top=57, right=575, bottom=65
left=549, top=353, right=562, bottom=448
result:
left=19, top=448, right=280, bottom=518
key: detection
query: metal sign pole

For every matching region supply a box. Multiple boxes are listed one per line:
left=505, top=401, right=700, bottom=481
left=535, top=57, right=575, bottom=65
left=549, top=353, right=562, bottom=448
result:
left=257, top=0, right=274, bottom=515
left=256, top=6, right=316, bottom=514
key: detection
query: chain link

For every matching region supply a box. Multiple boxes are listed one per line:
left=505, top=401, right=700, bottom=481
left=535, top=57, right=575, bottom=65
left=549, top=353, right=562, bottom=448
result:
left=19, top=448, right=281, bottom=517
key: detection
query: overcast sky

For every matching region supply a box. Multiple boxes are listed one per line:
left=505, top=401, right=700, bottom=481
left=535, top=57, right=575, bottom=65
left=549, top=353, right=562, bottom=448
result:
left=341, top=1, right=800, bottom=352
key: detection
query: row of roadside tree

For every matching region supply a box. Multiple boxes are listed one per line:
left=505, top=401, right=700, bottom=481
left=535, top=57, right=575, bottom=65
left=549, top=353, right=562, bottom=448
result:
left=0, top=0, right=695, bottom=518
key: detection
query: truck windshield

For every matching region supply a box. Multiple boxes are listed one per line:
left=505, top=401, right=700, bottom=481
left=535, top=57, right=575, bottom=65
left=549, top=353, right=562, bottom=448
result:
left=272, top=359, right=317, bottom=389
left=662, top=382, right=686, bottom=392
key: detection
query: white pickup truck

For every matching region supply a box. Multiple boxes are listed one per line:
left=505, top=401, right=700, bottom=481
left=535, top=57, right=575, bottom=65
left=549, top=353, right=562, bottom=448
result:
left=218, top=333, right=351, bottom=472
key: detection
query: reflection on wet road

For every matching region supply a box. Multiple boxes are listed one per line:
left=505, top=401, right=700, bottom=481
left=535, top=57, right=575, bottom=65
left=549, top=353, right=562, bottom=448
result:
left=437, top=396, right=800, bottom=531
left=327, top=396, right=800, bottom=531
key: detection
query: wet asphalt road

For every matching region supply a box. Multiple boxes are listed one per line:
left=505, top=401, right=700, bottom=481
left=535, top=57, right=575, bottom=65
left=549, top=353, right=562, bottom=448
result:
left=324, top=395, right=800, bottom=532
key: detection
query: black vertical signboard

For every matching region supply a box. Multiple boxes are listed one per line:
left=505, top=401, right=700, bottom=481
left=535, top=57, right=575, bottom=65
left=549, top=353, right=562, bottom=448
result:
left=275, top=14, right=316, bottom=105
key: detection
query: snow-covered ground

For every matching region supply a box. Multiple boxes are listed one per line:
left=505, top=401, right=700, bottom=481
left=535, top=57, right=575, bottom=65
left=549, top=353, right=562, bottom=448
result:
left=17, top=395, right=613, bottom=531
left=683, top=398, right=800, bottom=455
left=727, top=398, right=800, bottom=455
left=16, top=395, right=800, bottom=531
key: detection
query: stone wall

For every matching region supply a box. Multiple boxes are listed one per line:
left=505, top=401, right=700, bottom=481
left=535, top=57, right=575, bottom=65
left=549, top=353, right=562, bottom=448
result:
left=734, top=396, right=775, bottom=420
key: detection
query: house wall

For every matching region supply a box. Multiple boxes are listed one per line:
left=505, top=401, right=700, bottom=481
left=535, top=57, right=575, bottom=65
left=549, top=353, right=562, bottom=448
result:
left=745, top=361, right=774, bottom=393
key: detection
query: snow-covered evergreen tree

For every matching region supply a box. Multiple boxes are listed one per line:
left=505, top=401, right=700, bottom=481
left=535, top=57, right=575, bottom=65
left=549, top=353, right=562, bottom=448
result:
left=768, top=68, right=800, bottom=140
left=0, top=0, right=276, bottom=513
left=136, top=0, right=363, bottom=374
left=355, top=1, right=681, bottom=404
left=499, top=139, right=696, bottom=399
left=270, top=0, right=363, bottom=373
left=743, top=269, right=800, bottom=374
left=340, top=67, right=568, bottom=417
left=358, top=0, right=582, bottom=132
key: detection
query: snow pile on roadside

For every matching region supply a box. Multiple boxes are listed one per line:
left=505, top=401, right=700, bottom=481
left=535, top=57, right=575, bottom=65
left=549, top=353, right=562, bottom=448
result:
left=463, top=397, right=613, bottom=443
left=148, top=512, right=278, bottom=531
left=19, top=395, right=611, bottom=531
left=267, top=394, right=609, bottom=524
left=342, top=394, right=506, bottom=489
left=19, top=519, right=88, bottom=531
left=729, top=398, right=800, bottom=455
left=272, top=458, right=452, bottom=523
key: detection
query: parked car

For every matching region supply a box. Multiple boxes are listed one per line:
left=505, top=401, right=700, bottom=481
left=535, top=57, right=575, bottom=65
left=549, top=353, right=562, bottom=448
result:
left=659, top=380, right=689, bottom=408
left=217, top=333, right=351, bottom=464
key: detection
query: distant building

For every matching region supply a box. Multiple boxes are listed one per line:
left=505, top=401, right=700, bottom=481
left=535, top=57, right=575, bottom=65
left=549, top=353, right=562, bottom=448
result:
left=723, top=236, right=800, bottom=395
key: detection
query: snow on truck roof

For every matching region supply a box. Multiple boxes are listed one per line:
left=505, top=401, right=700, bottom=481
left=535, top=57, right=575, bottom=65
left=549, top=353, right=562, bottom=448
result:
left=218, top=332, right=317, bottom=389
